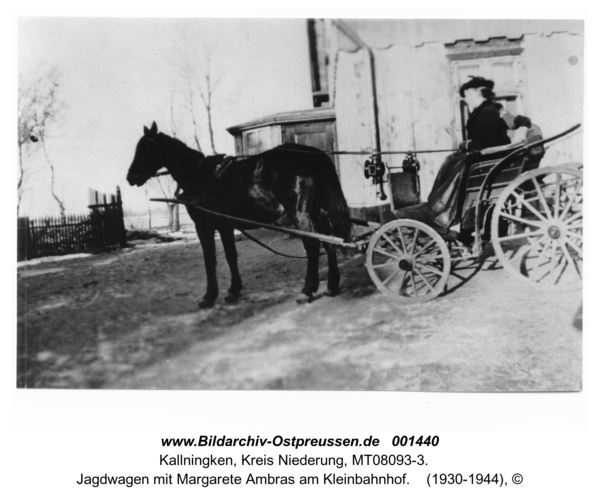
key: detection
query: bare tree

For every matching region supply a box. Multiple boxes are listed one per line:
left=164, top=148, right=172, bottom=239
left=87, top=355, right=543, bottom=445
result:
left=172, top=32, right=222, bottom=155
left=151, top=175, right=180, bottom=232
left=146, top=94, right=182, bottom=232
left=195, top=51, right=221, bottom=155
left=183, top=82, right=204, bottom=154
left=144, top=185, right=153, bottom=230
left=18, top=67, right=66, bottom=217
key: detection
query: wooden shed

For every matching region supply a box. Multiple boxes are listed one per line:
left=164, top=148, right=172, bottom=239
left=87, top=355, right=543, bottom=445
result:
left=226, top=107, right=336, bottom=159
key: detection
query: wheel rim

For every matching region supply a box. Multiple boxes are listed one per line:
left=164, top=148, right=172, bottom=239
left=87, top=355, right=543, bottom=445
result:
left=491, top=166, right=582, bottom=290
left=366, top=220, right=451, bottom=303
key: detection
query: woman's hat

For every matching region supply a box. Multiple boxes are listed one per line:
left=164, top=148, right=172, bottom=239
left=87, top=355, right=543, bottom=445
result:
left=459, top=76, right=495, bottom=97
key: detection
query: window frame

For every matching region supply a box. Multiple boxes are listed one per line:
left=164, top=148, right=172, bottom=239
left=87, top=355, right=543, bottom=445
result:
left=447, top=41, right=526, bottom=143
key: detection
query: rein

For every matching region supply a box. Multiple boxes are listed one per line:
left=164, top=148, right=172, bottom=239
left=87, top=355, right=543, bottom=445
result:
left=221, top=147, right=459, bottom=160
left=237, top=228, right=330, bottom=259
left=151, top=147, right=459, bottom=177
left=151, top=197, right=353, bottom=252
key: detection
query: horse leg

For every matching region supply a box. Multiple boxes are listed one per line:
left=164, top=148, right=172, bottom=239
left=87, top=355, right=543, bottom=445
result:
left=218, top=226, right=243, bottom=303
left=322, top=243, right=340, bottom=297
left=297, top=238, right=321, bottom=304
left=197, top=226, right=219, bottom=309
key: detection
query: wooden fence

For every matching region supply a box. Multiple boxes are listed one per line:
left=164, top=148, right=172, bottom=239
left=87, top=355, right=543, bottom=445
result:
left=18, top=187, right=127, bottom=261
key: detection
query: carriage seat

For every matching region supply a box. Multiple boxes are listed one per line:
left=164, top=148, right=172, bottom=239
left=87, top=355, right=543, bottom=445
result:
left=479, top=141, right=526, bottom=157
left=392, top=123, right=544, bottom=241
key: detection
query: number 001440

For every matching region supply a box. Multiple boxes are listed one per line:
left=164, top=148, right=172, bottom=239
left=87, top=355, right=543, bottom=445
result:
left=392, top=435, right=439, bottom=447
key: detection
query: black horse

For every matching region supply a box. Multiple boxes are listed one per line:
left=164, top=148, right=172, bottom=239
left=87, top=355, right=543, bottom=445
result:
left=127, top=122, right=351, bottom=308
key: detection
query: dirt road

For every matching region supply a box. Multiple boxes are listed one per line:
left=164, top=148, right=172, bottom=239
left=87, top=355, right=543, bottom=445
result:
left=17, top=229, right=581, bottom=391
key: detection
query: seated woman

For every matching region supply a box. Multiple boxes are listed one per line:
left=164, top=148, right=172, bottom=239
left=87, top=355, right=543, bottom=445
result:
left=396, top=76, right=511, bottom=241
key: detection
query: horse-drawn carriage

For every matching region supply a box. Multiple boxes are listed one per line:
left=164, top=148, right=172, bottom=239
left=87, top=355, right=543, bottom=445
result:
left=361, top=124, right=582, bottom=302
left=127, top=122, right=582, bottom=306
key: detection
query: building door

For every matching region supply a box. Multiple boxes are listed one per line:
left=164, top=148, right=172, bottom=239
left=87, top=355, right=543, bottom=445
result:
left=450, top=53, right=525, bottom=142
left=283, top=121, right=335, bottom=151
left=282, top=121, right=338, bottom=172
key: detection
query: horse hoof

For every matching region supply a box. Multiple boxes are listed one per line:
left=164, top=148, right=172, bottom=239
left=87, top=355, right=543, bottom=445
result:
left=295, top=293, right=313, bottom=305
left=198, top=299, right=216, bottom=309
left=324, top=288, right=340, bottom=297
left=224, top=293, right=240, bottom=304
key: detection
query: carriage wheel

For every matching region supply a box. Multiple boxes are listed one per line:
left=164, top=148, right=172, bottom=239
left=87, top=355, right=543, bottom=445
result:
left=366, top=219, right=451, bottom=303
left=491, top=166, right=582, bottom=290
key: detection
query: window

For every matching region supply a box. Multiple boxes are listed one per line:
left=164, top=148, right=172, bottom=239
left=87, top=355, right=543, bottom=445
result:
left=244, top=128, right=270, bottom=155
left=447, top=39, right=525, bottom=142
left=307, top=19, right=330, bottom=108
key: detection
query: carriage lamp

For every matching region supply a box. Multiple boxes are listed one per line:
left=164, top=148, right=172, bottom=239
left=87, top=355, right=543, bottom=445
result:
left=364, top=155, right=388, bottom=200
left=402, top=153, right=420, bottom=173
left=402, top=153, right=421, bottom=201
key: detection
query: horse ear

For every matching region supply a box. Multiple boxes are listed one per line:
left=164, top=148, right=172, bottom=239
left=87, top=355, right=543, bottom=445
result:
left=254, top=158, right=265, bottom=180
left=144, top=122, right=158, bottom=137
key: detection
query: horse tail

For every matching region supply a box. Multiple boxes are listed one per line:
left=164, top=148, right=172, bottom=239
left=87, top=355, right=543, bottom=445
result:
left=314, top=153, right=352, bottom=242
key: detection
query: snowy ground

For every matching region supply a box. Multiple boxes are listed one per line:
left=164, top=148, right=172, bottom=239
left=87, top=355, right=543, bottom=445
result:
left=17, top=230, right=581, bottom=391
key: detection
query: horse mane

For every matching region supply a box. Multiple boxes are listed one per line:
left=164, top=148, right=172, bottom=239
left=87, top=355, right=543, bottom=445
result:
left=157, top=132, right=206, bottom=161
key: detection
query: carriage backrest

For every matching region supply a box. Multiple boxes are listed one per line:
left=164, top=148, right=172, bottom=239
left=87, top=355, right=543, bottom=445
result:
left=465, top=133, right=545, bottom=197
left=460, top=139, right=545, bottom=230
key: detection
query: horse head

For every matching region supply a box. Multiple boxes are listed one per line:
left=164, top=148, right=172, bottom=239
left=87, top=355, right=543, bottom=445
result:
left=127, top=122, right=164, bottom=187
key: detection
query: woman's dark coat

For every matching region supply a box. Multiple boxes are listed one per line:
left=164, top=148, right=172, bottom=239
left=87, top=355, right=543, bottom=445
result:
left=466, top=99, right=511, bottom=151
left=396, top=99, right=511, bottom=234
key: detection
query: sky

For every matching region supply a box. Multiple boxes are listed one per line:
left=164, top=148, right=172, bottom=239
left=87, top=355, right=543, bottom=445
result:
left=18, top=17, right=313, bottom=217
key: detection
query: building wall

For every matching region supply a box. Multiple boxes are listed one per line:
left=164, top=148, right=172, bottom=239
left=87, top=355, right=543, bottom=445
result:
left=376, top=43, right=456, bottom=200
left=339, top=19, right=583, bottom=49
left=335, top=50, right=379, bottom=208
left=521, top=32, right=583, bottom=166
left=330, top=26, right=583, bottom=213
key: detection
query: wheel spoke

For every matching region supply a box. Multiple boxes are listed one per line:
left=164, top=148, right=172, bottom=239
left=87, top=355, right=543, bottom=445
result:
left=413, top=238, right=436, bottom=258
left=534, top=238, right=558, bottom=281
left=409, top=270, right=419, bottom=297
left=564, top=211, right=583, bottom=226
left=564, top=237, right=583, bottom=258
left=557, top=238, right=581, bottom=280
left=398, top=270, right=409, bottom=294
left=368, top=221, right=450, bottom=301
left=410, top=228, right=420, bottom=255
left=416, top=262, right=444, bottom=276
left=414, top=265, right=436, bottom=293
left=552, top=252, right=569, bottom=285
left=549, top=239, right=558, bottom=282
left=532, top=177, right=553, bottom=218
left=374, top=247, right=402, bottom=261
left=492, top=168, right=582, bottom=290
left=499, top=210, right=543, bottom=228
left=382, top=267, right=402, bottom=286
left=419, top=253, right=447, bottom=262
left=510, top=190, right=548, bottom=223
left=530, top=257, right=554, bottom=284
left=532, top=239, right=554, bottom=283
left=395, top=227, right=408, bottom=253
left=382, top=233, right=404, bottom=257
left=372, top=260, right=398, bottom=269
left=565, top=230, right=582, bottom=240
left=497, top=229, right=544, bottom=243
left=506, top=234, right=549, bottom=265
left=559, top=180, right=582, bottom=221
